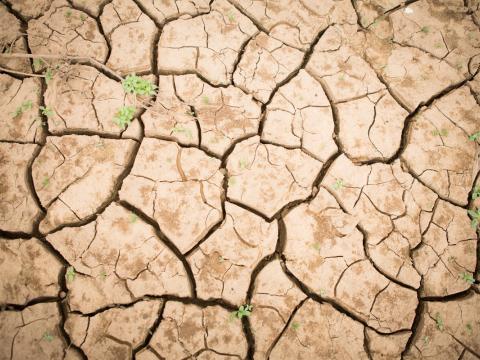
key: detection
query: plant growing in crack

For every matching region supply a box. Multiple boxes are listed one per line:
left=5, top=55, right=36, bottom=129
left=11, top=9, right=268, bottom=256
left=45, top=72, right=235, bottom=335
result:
left=467, top=208, right=480, bottom=229
left=66, top=266, right=76, bottom=282
left=472, top=186, right=480, bottom=200
left=171, top=124, right=193, bottom=139
left=40, top=106, right=54, bottom=118
left=469, top=131, right=480, bottom=141
left=435, top=313, right=444, bottom=331
left=42, top=332, right=54, bottom=342
left=420, top=26, right=430, bottom=33
left=122, top=74, right=157, bottom=96
left=129, top=213, right=138, bottom=223
left=231, top=304, right=252, bottom=320
left=11, top=100, right=33, bottom=118
left=113, top=106, right=136, bottom=129
left=459, top=272, right=475, bottom=285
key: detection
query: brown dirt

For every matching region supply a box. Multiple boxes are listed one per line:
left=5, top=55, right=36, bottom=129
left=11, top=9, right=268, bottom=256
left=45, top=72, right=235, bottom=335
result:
left=0, top=0, right=479, bottom=359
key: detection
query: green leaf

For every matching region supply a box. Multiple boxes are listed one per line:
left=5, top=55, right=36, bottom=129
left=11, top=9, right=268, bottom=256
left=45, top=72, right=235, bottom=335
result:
left=333, top=178, right=344, bottom=190
left=113, top=106, right=136, bottom=129
left=472, top=187, right=480, bottom=200
left=435, top=313, right=444, bottom=331
left=11, top=100, right=33, bottom=118
left=66, top=266, right=76, bottom=282
left=291, top=321, right=300, bottom=330
left=42, top=332, right=54, bottom=342
left=44, top=68, right=54, bottom=84
left=40, top=106, right=54, bottom=118
left=122, top=75, right=157, bottom=96
left=459, top=272, right=475, bottom=285
left=469, top=131, right=480, bottom=141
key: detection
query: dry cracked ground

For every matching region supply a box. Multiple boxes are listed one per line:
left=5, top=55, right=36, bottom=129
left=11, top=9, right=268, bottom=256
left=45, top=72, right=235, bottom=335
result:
left=1, top=0, right=480, bottom=359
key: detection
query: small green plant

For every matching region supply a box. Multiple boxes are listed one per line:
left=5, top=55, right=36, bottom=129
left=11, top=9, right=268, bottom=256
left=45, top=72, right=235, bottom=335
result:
left=291, top=321, right=301, bottom=330
left=333, top=178, right=344, bottom=190
left=466, top=323, right=473, bottom=335
left=421, top=26, right=429, bottom=33
left=33, top=58, right=44, bottom=71
left=231, top=304, right=252, bottom=320
left=434, top=42, right=442, bottom=48
left=42, top=332, right=54, bottom=342
left=66, top=266, right=76, bottom=282
left=431, top=129, right=448, bottom=136
left=44, top=68, right=54, bottom=84
left=42, top=177, right=50, bottom=187
left=80, top=13, right=86, bottom=21
left=113, top=106, right=135, bottom=129
left=122, top=74, right=157, bottom=96
left=459, top=272, right=475, bottom=285
left=202, top=95, right=209, bottom=104
left=239, top=159, right=248, bottom=169
left=129, top=213, right=138, bottom=223
left=99, top=269, right=108, bottom=280
left=11, top=100, right=33, bottom=117
left=218, top=255, right=224, bottom=263
left=422, top=335, right=429, bottom=345
left=467, top=208, right=480, bottom=229
left=227, top=11, right=235, bottom=22
left=65, top=9, right=72, bottom=18
left=470, top=131, right=480, bottom=141
left=472, top=186, right=480, bottom=200
left=185, top=110, right=195, bottom=116
left=435, top=313, right=444, bottom=331
left=39, top=106, right=54, bottom=118
left=171, top=124, right=193, bottom=139
left=311, top=242, right=320, bottom=251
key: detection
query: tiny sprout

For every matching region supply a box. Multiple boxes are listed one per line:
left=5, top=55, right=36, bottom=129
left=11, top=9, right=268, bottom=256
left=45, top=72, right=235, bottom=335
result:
left=66, top=266, right=76, bottom=282
left=65, top=9, right=72, bottom=18
left=122, top=74, right=157, bottom=96
left=202, top=95, right=209, bottom=104
left=113, top=106, right=135, bottom=129
left=469, top=131, right=480, bottom=141
left=291, top=321, right=301, bottom=330
left=431, top=129, right=448, bottom=137
left=466, top=323, right=473, bottom=335
left=435, top=313, right=444, bottom=331
left=185, top=110, right=195, bottom=116
left=421, top=26, right=429, bottom=33
left=42, top=332, right=54, bottom=342
left=218, top=255, right=224, bottom=263
left=11, top=100, right=33, bottom=118
left=459, top=272, right=475, bottom=285
left=227, top=11, right=235, bottom=22
left=44, top=68, right=54, bottom=84
left=239, top=159, right=248, bottom=169
left=231, top=304, right=252, bottom=320
left=467, top=208, right=480, bottom=229
left=33, top=58, right=44, bottom=71
left=129, top=213, right=138, bottom=223
left=171, top=124, right=193, bottom=139
left=80, top=13, right=86, bottom=21
left=40, top=106, right=54, bottom=118
left=333, top=178, right=344, bottom=190
left=42, top=177, right=50, bottom=187
left=472, top=186, right=480, bottom=200
left=423, top=335, right=429, bottom=345
left=99, top=269, right=108, bottom=280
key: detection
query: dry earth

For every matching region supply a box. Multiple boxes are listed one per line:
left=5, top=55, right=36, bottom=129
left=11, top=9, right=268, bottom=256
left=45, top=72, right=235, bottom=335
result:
left=0, top=0, right=480, bottom=359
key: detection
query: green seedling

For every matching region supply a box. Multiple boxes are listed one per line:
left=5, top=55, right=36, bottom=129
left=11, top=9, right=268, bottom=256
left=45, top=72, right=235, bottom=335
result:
left=113, top=106, right=135, bottom=129
left=185, top=110, right=195, bottom=116
left=122, top=74, right=157, bottom=96
left=434, top=42, right=442, bottom=48
left=435, top=313, right=444, bottom=331
left=291, top=321, right=301, bottom=331
left=99, top=269, right=108, bottom=280
left=422, top=336, right=429, bottom=345
left=202, top=95, right=209, bottom=104
left=431, top=129, right=448, bottom=136
left=42, top=332, right=54, bottom=342
left=467, top=208, right=480, bottom=229
left=42, top=177, right=50, bottom=187
left=472, top=186, right=480, bottom=200
left=239, top=159, right=248, bottom=169
left=459, top=272, right=475, bottom=285
left=129, top=213, right=138, bottom=223
left=66, top=266, right=76, bottom=282
left=44, top=68, right=54, bottom=84
left=421, top=26, right=429, bottom=33
left=80, top=13, right=86, bottom=21
left=318, top=288, right=326, bottom=297
left=333, top=178, right=344, bottom=190
left=11, top=100, right=33, bottom=117
left=65, top=9, right=72, bottom=18
left=33, top=58, right=44, bottom=71
left=311, top=242, right=321, bottom=251
left=469, top=131, right=480, bottom=141
left=227, top=11, right=235, bottom=22
left=218, top=255, right=224, bottom=263
left=466, top=323, right=473, bottom=335
left=40, top=106, right=54, bottom=118
left=171, top=124, right=193, bottom=139
left=231, top=304, right=253, bottom=320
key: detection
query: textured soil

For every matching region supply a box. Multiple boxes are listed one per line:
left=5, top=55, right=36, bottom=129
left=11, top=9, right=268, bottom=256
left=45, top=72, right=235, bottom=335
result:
left=0, top=0, right=480, bottom=359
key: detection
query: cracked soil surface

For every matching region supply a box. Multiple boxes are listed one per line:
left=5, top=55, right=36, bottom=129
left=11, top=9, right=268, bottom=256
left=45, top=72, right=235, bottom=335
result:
left=0, top=0, right=480, bottom=359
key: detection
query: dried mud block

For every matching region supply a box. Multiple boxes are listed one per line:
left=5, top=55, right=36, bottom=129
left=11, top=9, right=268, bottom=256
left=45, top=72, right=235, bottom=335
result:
left=65, top=300, right=162, bottom=359
left=230, top=0, right=357, bottom=50
left=0, top=302, right=67, bottom=360
left=0, top=237, right=62, bottom=305
left=366, top=329, right=410, bottom=360
left=8, top=0, right=53, bottom=18
left=404, top=294, right=480, bottom=359
left=32, top=135, right=136, bottom=233
left=233, top=32, right=304, bottom=103
left=261, top=69, right=337, bottom=162
left=402, top=86, right=480, bottom=205
left=47, top=203, right=191, bottom=313
left=157, top=0, right=258, bottom=85
left=226, top=136, right=323, bottom=219
left=135, top=0, right=210, bottom=25
left=250, top=260, right=307, bottom=359
left=0, top=4, right=31, bottom=72
left=188, top=202, right=277, bottom=304
left=269, top=299, right=369, bottom=359
left=0, top=75, right=43, bottom=142
left=27, top=0, right=108, bottom=64
left=0, top=143, right=42, bottom=233
left=44, top=65, right=137, bottom=135
left=119, top=138, right=224, bottom=253
left=413, top=200, right=477, bottom=297
left=146, top=302, right=248, bottom=359
left=100, top=0, right=157, bottom=74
